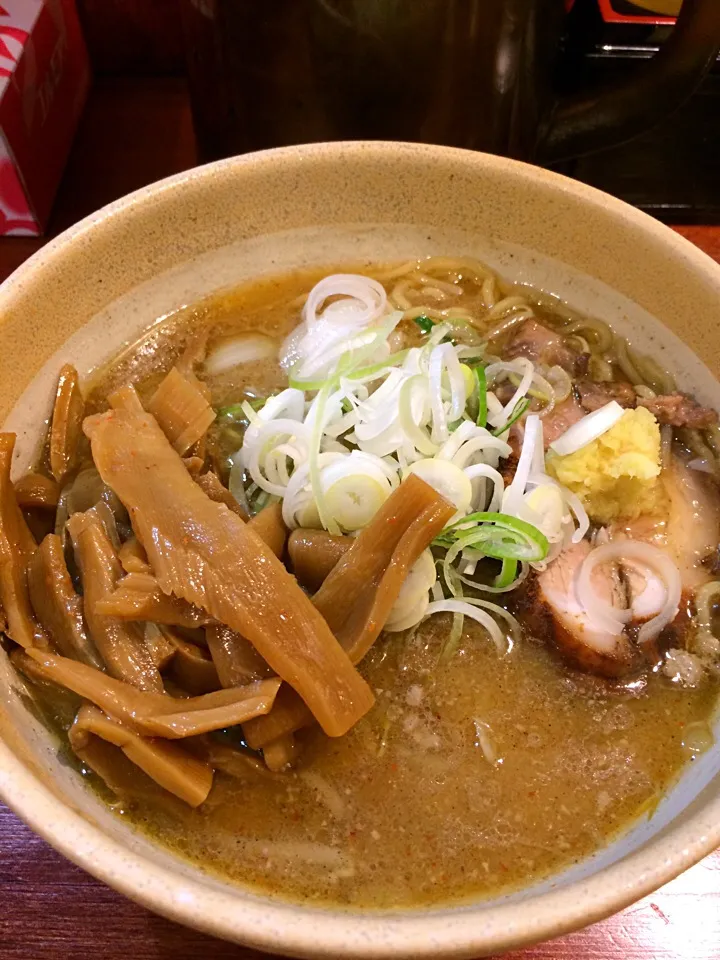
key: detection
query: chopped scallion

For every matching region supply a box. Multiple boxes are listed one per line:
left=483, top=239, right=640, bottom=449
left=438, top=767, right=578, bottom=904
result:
left=492, top=397, right=530, bottom=437
left=494, top=557, right=518, bottom=588
left=475, top=365, right=488, bottom=428
left=289, top=349, right=410, bottom=392
left=217, top=398, right=265, bottom=422
left=414, top=314, right=435, bottom=335
left=436, top=511, right=549, bottom=563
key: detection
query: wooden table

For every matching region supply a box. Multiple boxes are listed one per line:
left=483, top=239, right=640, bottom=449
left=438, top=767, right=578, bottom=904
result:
left=1, top=77, right=720, bottom=960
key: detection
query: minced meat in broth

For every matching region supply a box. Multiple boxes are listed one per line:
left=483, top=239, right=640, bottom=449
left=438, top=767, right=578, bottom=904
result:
left=132, top=621, right=715, bottom=906
left=15, top=261, right=720, bottom=908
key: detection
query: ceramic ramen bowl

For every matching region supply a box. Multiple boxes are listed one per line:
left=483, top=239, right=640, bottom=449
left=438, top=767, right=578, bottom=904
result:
left=0, top=142, right=719, bottom=958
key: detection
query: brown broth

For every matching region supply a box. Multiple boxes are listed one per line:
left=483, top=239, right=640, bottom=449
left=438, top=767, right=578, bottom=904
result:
left=36, top=264, right=720, bottom=908
left=121, top=619, right=714, bottom=908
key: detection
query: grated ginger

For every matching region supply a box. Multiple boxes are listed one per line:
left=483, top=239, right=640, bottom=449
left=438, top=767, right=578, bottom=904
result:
left=546, top=406, right=664, bottom=524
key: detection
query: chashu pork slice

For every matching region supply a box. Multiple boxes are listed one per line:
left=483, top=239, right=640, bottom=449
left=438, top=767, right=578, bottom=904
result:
left=613, top=456, right=719, bottom=593
left=84, top=408, right=374, bottom=737
left=538, top=540, right=640, bottom=678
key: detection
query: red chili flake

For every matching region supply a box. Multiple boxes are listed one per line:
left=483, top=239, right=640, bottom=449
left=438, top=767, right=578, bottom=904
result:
left=500, top=863, right=508, bottom=871
left=390, top=763, right=398, bottom=772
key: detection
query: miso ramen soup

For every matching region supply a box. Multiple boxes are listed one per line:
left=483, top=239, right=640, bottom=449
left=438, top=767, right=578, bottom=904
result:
left=8, top=257, right=720, bottom=908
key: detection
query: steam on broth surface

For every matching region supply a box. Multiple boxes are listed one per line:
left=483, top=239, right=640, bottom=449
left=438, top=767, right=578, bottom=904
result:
left=7, top=257, right=720, bottom=908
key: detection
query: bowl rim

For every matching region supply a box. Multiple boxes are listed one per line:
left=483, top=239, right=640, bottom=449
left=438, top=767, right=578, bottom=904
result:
left=1, top=140, right=720, bottom=958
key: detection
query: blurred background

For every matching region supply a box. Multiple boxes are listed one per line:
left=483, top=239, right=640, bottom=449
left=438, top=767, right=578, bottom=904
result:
left=0, top=0, right=718, bottom=279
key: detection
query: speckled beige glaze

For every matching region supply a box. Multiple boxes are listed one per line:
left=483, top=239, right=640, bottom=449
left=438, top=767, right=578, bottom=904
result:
left=0, top=142, right=720, bottom=959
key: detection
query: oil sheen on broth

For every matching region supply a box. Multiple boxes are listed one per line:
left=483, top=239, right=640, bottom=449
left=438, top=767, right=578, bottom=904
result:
left=33, top=264, right=720, bottom=908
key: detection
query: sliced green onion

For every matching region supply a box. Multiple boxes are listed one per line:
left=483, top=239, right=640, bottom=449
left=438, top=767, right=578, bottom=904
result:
left=460, top=596, right=520, bottom=650
left=427, top=322, right=452, bottom=348
left=398, top=375, right=438, bottom=456
left=347, top=349, right=410, bottom=382
left=456, top=344, right=487, bottom=362
left=460, top=363, right=476, bottom=398
left=289, top=370, right=337, bottom=391
left=508, top=371, right=550, bottom=402
left=475, top=365, right=487, bottom=428
left=289, top=349, right=410, bottom=392
left=441, top=610, right=465, bottom=662
left=437, top=512, right=549, bottom=562
left=456, top=559, right=529, bottom=595
left=449, top=511, right=548, bottom=539
left=492, top=397, right=529, bottom=436
left=307, top=384, right=340, bottom=535
left=440, top=570, right=465, bottom=662
left=288, top=308, right=402, bottom=387
left=414, top=314, right=435, bottom=335
left=429, top=597, right=507, bottom=654
left=252, top=490, right=274, bottom=514
left=434, top=563, right=521, bottom=655
left=217, top=397, right=266, bottom=422
left=494, top=557, right=518, bottom=588
left=447, top=526, right=546, bottom=563
left=217, top=403, right=245, bottom=422
left=240, top=400, right=261, bottom=425
left=217, top=402, right=242, bottom=419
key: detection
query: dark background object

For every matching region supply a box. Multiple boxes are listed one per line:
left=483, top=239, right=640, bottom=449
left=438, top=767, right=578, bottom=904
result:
left=76, top=0, right=184, bottom=75
left=177, top=0, right=719, bottom=170
left=540, top=0, right=719, bottom=161
left=555, top=1, right=720, bottom=221
left=73, top=0, right=720, bottom=221
left=178, top=0, right=566, bottom=162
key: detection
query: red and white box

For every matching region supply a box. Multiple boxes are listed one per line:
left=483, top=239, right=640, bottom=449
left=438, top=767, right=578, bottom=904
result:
left=0, top=0, right=89, bottom=236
